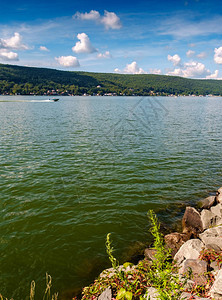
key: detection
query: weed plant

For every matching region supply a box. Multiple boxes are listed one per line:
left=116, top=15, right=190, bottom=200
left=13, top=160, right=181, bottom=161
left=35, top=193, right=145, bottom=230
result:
left=82, top=210, right=188, bottom=300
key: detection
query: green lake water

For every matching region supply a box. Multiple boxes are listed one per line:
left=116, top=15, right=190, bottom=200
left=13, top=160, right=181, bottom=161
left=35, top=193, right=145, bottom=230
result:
left=0, top=96, right=222, bottom=299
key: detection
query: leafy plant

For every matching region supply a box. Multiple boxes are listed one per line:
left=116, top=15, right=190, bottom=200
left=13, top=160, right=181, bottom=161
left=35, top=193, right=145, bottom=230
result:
left=145, top=210, right=187, bottom=300
left=106, top=233, right=119, bottom=271
left=199, top=248, right=222, bottom=266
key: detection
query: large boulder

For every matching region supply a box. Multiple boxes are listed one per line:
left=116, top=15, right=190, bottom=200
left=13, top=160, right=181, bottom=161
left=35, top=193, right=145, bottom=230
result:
left=216, top=194, right=222, bottom=203
left=164, top=232, right=190, bottom=257
left=211, top=203, right=222, bottom=218
left=216, top=187, right=222, bottom=204
left=200, top=209, right=219, bottom=230
left=217, top=187, right=222, bottom=194
left=179, top=259, right=207, bottom=286
left=209, top=269, right=222, bottom=300
left=198, top=196, right=216, bottom=210
left=174, top=239, right=205, bottom=265
left=182, top=207, right=203, bottom=237
left=199, top=225, right=222, bottom=250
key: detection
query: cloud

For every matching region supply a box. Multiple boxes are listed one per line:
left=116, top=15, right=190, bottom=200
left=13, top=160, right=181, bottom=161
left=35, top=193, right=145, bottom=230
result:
left=214, top=47, right=222, bottom=64
left=0, top=32, right=28, bottom=50
left=196, top=52, right=207, bottom=59
left=167, top=61, right=211, bottom=78
left=186, top=50, right=195, bottom=58
left=167, top=54, right=181, bottom=66
left=101, top=11, right=122, bottom=30
left=159, top=16, right=222, bottom=38
left=72, top=33, right=97, bottom=54
left=55, top=55, right=80, bottom=67
left=39, top=46, right=49, bottom=51
left=74, top=10, right=100, bottom=21
left=97, top=51, right=112, bottom=59
left=74, top=10, right=122, bottom=30
left=149, top=68, right=162, bottom=75
left=0, top=49, right=19, bottom=61
left=206, top=70, right=219, bottom=79
left=115, top=61, right=146, bottom=74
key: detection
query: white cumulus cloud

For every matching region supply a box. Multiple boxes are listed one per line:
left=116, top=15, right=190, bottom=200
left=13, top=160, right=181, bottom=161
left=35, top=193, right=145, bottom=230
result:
left=149, top=68, right=162, bottom=75
left=115, top=62, right=146, bottom=74
left=167, top=54, right=181, bottom=66
left=0, top=32, right=28, bottom=50
left=72, top=33, right=97, bottom=54
left=124, top=61, right=147, bottom=74
left=55, top=56, right=80, bottom=67
left=214, top=47, right=222, bottom=64
left=186, top=50, right=195, bottom=58
left=39, top=46, right=49, bottom=51
left=97, top=51, right=112, bottom=59
left=101, top=11, right=122, bottom=30
left=75, top=10, right=100, bottom=21
left=206, top=70, right=219, bottom=79
left=0, top=49, right=19, bottom=61
left=74, top=10, right=122, bottom=30
left=167, top=61, right=212, bottom=78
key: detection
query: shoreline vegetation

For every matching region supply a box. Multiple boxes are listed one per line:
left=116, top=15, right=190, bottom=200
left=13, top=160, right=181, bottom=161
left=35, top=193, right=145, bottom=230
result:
left=1, top=63, right=222, bottom=97
left=1, top=188, right=222, bottom=300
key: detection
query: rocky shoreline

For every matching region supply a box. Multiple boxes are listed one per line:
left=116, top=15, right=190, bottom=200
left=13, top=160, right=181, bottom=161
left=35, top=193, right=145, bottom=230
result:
left=79, top=187, right=222, bottom=300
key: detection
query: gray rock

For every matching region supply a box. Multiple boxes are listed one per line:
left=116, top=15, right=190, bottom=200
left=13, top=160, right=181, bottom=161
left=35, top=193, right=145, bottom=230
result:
left=216, top=194, right=222, bottom=203
left=180, top=292, right=210, bottom=299
left=182, top=207, right=203, bottom=237
left=179, top=259, right=207, bottom=286
left=201, top=209, right=219, bottom=230
left=210, top=261, right=222, bottom=272
left=211, top=203, right=222, bottom=218
left=205, top=243, right=222, bottom=252
left=164, top=232, right=190, bottom=257
left=174, top=239, right=205, bottom=265
left=210, top=269, right=222, bottom=300
left=145, top=287, right=159, bottom=300
left=199, top=225, right=222, bottom=250
left=198, top=196, right=216, bottom=209
left=98, top=287, right=112, bottom=300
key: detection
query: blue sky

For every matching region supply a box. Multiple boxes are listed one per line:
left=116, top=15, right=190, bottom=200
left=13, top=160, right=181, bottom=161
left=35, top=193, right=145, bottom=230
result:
left=1, top=0, right=222, bottom=78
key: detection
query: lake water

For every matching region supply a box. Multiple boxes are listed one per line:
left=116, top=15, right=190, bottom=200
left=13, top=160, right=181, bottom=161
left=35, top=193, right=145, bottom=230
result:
left=1, top=95, right=222, bottom=299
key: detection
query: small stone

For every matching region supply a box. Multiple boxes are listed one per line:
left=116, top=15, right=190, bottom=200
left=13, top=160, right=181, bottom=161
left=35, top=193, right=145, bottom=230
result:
left=179, top=259, right=207, bottom=286
left=198, top=196, right=216, bottom=210
left=145, top=287, right=159, bottom=300
left=210, top=269, right=222, bottom=300
left=174, top=239, right=205, bottom=265
left=182, top=207, right=203, bottom=237
left=98, top=287, right=112, bottom=300
left=199, top=225, right=222, bottom=250
left=180, top=292, right=210, bottom=299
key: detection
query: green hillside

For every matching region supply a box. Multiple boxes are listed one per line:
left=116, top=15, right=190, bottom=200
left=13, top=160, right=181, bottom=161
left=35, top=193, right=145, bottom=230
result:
left=0, top=63, right=222, bottom=96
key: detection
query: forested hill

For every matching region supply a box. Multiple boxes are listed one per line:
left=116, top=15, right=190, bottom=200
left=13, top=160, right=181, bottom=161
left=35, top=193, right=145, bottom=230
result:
left=0, top=63, right=222, bottom=96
